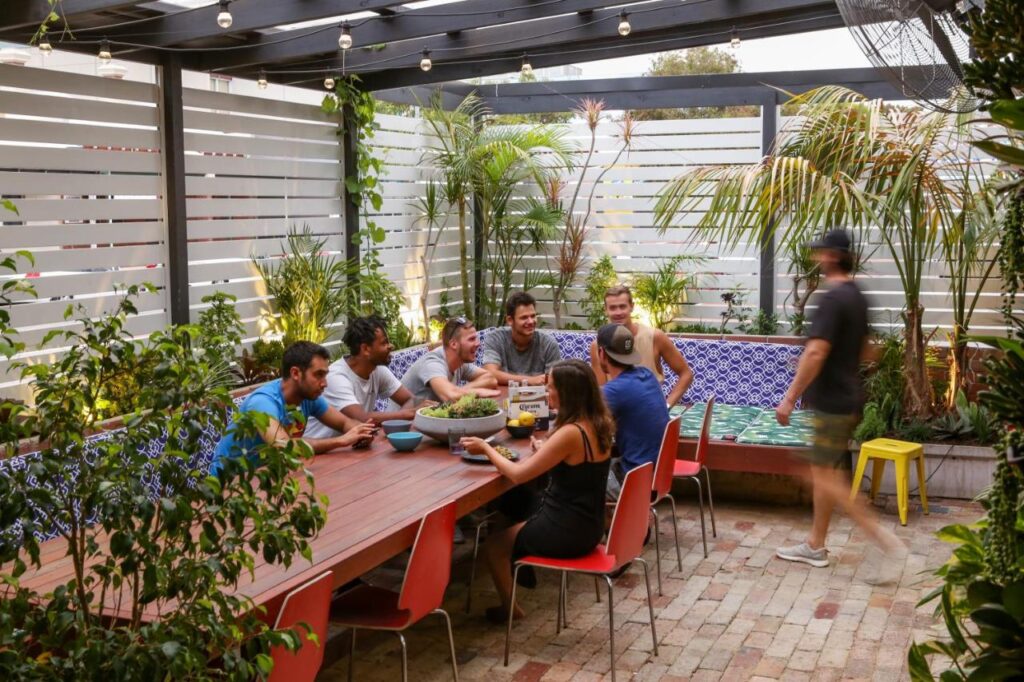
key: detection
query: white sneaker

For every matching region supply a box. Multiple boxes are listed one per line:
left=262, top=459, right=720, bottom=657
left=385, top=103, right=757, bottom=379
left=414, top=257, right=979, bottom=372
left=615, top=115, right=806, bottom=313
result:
left=862, top=538, right=907, bottom=586
left=776, top=542, right=829, bottom=567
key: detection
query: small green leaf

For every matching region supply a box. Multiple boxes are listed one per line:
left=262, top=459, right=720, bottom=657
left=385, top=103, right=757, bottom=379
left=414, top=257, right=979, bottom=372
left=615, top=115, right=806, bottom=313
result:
left=973, top=139, right=1024, bottom=168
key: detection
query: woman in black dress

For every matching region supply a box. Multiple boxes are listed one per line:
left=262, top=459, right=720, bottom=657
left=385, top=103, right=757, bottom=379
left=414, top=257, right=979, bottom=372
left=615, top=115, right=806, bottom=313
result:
left=461, top=358, right=613, bottom=622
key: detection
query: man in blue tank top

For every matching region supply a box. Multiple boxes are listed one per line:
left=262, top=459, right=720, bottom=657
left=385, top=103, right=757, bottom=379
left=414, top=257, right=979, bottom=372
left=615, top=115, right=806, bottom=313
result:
left=596, top=324, right=670, bottom=500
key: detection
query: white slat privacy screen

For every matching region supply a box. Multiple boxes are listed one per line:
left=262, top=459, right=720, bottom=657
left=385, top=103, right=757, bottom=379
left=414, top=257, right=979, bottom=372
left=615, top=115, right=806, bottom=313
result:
left=182, top=87, right=345, bottom=340
left=519, top=116, right=765, bottom=328
left=0, top=63, right=167, bottom=401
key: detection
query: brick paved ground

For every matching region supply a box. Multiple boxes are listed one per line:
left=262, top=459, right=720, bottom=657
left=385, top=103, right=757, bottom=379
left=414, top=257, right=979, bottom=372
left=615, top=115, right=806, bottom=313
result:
left=319, top=495, right=977, bottom=681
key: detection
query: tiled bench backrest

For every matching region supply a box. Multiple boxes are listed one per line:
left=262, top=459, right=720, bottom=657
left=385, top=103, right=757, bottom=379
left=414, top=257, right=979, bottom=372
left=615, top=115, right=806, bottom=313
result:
left=385, top=329, right=803, bottom=409
left=0, top=398, right=239, bottom=542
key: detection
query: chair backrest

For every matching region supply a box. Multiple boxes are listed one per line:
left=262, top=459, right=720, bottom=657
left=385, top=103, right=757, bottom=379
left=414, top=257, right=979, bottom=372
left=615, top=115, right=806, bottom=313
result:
left=694, top=396, right=717, bottom=466
left=652, top=415, right=682, bottom=500
left=605, top=462, right=654, bottom=568
left=398, top=500, right=457, bottom=621
left=267, top=570, right=334, bottom=682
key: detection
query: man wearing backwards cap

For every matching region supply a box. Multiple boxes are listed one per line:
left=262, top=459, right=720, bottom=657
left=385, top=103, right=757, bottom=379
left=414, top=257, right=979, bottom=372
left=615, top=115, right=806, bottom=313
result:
left=595, top=323, right=670, bottom=500
left=774, top=229, right=904, bottom=579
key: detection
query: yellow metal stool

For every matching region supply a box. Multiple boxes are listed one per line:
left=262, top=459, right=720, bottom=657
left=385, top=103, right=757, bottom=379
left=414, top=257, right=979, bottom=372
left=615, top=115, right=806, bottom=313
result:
left=850, top=438, right=929, bottom=526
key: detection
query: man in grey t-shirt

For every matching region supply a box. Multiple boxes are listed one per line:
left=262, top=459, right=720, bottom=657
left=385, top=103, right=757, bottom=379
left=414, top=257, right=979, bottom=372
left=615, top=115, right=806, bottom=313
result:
left=401, top=317, right=499, bottom=403
left=482, top=291, right=561, bottom=386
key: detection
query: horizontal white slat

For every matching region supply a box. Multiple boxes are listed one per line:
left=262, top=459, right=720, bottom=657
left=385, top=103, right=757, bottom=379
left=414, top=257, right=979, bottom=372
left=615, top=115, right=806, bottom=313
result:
left=184, top=109, right=337, bottom=141
left=186, top=197, right=343, bottom=218
left=0, top=145, right=163, bottom=174
left=189, top=235, right=344, bottom=261
left=8, top=198, right=161, bottom=222
left=376, top=114, right=424, bottom=134
left=1, top=90, right=158, bottom=127
left=185, top=175, right=341, bottom=198
left=0, top=170, right=162, bottom=197
left=183, top=88, right=333, bottom=123
left=187, top=216, right=344, bottom=240
left=0, top=221, right=164, bottom=249
left=188, top=259, right=264, bottom=282
left=8, top=268, right=161, bottom=301
left=183, top=131, right=339, bottom=161
left=0, top=63, right=158, bottom=104
left=10, top=288, right=166, bottom=328
left=187, top=280, right=269, bottom=306
left=9, top=310, right=169, bottom=350
left=184, top=153, right=341, bottom=179
left=0, top=117, right=159, bottom=150
left=27, top=244, right=164, bottom=271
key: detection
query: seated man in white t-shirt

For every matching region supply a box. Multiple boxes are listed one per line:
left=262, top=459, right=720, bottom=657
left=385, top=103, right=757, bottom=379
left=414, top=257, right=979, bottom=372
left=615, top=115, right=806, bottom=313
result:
left=304, top=316, right=423, bottom=438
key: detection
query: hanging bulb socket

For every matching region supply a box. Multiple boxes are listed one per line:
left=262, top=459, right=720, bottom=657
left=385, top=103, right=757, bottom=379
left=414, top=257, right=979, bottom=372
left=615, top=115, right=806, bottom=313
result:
left=324, top=75, right=336, bottom=90
left=257, top=69, right=268, bottom=89
left=217, top=0, right=233, bottom=29
left=38, top=38, right=53, bottom=53
left=419, top=48, right=432, bottom=72
left=617, top=11, right=631, bottom=37
left=730, top=28, right=741, bottom=49
left=520, top=53, right=532, bottom=76
left=98, top=39, right=112, bottom=63
left=338, top=21, right=352, bottom=50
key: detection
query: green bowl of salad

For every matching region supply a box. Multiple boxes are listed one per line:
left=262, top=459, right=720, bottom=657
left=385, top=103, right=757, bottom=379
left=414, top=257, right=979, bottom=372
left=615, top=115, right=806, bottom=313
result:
left=413, top=394, right=506, bottom=443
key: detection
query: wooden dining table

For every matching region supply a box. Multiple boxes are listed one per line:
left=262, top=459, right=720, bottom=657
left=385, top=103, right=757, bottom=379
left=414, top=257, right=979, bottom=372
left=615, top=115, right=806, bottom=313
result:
left=17, top=426, right=531, bottom=625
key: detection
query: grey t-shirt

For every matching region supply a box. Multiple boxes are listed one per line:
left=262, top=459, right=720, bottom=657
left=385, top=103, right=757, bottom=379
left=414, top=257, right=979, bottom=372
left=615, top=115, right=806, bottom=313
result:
left=304, top=360, right=403, bottom=439
left=400, top=347, right=479, bottom=402
left=480, top=328, right=561, bottom=376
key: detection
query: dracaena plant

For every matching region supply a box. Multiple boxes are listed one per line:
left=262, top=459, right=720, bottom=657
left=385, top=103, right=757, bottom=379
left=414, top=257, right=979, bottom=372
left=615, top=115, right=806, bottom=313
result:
left=0, top=285, right=328, bottom=680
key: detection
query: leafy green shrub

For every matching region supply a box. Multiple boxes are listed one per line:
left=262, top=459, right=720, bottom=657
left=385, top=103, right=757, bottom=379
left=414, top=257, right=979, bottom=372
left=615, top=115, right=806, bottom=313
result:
left=853, top=402, right=887, bottom=443
left=235, top=338, right=285, bottom=387
left=672, top=322, right=723, bottom=335
left=863, top=332, right=906, bottom=432
left=582, top=255, right=619, bottom=330
left=719, top=286, right=749, bottom=333
left=0, top=286, right=327, bottom=679
left=740, top=309, right=780, bottom=336
left=896, top=418, right=934, bottom=443
left=633, top=256, right=700, bottom=331
left=932, top=390, right=999, bottom=445
left=196, top=291, right=244, bottom=372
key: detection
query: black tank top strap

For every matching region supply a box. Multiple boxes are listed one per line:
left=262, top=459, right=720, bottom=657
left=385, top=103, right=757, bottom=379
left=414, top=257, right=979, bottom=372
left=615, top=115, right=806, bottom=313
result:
left=572, top=423, right=595, bottom=462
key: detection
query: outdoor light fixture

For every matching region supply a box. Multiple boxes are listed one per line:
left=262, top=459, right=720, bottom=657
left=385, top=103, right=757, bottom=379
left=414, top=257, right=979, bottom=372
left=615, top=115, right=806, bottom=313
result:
left=98, top=39, right=112, bottom=63
left=324, top=75, right=336, bottom=90
left=217, top=0, right=233, bottom=29
left=420, top=48, right=432, bottom=72
left=521, top=54, right=532, bottom=76
left=618, top=11, right=631, bottom=37
left=38, top=38, right=52, bottom=53
left=257, top=69, right=268, bottom=89
left=730, top=28, right=741, bottom=48
left=338, top=22, right=352, bottom=50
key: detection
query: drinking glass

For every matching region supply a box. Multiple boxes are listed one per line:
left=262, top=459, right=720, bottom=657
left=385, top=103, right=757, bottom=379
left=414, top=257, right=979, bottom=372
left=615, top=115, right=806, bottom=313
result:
left=448, top=427, right=467, bottom=455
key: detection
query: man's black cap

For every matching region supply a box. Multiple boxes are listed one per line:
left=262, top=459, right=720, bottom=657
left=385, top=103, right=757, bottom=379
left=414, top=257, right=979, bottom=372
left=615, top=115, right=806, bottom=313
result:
left=806, top=229, right=852, bottom=252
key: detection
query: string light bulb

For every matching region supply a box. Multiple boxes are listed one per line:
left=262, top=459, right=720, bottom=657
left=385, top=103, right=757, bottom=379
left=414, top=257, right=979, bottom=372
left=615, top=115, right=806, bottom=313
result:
left=338, top=21, right=352, bottom=50
left=324, top=75, right=336, bottom=90
left=38, top=38, right=52, bottom=53
left=419, top=48, right=432, bottom=72
left=216, top=0, right=232, bottom=29
left=730, top=28, right=741, bottom=49
left=257, top=69, right=268, bottom=89
left=520, top=53, right=532, bottom=76
left=98, top=39, right=112, bottom=63
left=617, top=11, right=631, bottom=37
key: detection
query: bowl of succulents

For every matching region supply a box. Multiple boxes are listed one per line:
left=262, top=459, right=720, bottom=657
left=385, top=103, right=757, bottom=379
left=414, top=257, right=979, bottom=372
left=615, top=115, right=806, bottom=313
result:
left=413, top=394, right=506, bottom=442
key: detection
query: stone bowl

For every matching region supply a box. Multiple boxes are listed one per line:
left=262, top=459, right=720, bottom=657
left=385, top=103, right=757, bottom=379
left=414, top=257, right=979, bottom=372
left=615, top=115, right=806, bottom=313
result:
left=413, top=408, right=507, bottom=443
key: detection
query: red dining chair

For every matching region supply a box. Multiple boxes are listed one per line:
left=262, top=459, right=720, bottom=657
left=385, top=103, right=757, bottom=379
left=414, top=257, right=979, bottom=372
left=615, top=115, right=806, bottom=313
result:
left=330, top=501, right=459, bottom=682
left=673, top=396, right=718, bottom=558
left=649, top=415, right=683, bottom=594
left=266, top=570, right=334, bottom=682
left=504, top=463, right=658, bottom=682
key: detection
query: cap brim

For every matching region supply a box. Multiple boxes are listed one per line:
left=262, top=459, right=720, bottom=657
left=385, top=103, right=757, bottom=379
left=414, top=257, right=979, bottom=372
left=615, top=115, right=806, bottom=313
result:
left=604, top=348, right=643, bottom=365
left=806, top=238, right=829, bottom=249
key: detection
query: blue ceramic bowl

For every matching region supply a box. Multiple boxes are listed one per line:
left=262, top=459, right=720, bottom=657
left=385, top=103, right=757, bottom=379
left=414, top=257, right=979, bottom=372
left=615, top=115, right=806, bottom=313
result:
left=387, top=431, right=423, bottom=452
left=381, top=419, right=412, bottom=435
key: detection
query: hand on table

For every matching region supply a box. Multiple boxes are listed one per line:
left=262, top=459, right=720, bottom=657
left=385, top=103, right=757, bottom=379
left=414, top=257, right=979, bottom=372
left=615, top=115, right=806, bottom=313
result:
left=341, top=421, right=377, bottom=447
left=474, top=388, right=501, bottom=399
left=530, top=436, right=545, bottom=453
left=460, top=436, right=489, bottom=455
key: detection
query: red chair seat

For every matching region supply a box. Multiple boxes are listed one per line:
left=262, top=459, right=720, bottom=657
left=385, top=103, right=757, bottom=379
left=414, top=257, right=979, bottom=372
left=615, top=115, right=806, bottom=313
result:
left=673, top=459, right=700, bottom=477
left=517, top=545, right=620, bottom=574
left=330, top=584, right=413, bottom=630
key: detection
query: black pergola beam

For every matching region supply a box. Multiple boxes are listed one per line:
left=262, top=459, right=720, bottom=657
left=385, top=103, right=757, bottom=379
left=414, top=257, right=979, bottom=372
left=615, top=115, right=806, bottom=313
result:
left=759, top=95, right=778, bottom=316
left=199, top=0, right=630, bottom=72
left=354, top=12, right=843, bottom=91
left=75, top=0, right=414, bottom=47
left=279, top=0, right=836, bottom=86
left=158, top=53, right=190, bottom=326
left=0, top=0, right=140, bottom=31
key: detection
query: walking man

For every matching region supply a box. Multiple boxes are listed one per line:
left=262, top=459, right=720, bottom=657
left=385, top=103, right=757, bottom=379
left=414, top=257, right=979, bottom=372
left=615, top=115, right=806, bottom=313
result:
left=774, top=229, right=903, bottom=572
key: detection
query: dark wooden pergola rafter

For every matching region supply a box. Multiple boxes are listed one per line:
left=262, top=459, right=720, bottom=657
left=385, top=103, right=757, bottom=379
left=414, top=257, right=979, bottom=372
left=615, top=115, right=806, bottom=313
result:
left=0, top=1, right=919, bottom=320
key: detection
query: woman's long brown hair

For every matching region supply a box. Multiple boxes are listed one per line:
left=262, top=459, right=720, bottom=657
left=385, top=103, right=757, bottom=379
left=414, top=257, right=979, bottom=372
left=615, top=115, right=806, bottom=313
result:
left=550, top=359, right=615, bottom=453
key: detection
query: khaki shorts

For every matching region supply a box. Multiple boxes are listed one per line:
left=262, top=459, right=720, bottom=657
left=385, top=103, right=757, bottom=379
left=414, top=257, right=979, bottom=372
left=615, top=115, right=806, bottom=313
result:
left=802, top=412, right=859, bottom=468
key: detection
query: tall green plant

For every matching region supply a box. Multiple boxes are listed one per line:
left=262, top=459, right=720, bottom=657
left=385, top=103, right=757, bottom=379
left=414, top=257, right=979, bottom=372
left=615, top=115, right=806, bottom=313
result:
left=254, top=227, right=351, bottom=345
left=582, top=254, right=619, bottom=330
left=655, top=86, right=982, bottom=419
left=411, top=180, right=449, bottom=342
left=0, top=287, right=327, bottom=679
left=633, top=256, right=701, bottom=331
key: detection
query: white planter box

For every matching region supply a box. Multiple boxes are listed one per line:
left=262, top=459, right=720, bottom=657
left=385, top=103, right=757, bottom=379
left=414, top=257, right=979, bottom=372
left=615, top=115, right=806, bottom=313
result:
left=855, top=443, right=996, bottom=500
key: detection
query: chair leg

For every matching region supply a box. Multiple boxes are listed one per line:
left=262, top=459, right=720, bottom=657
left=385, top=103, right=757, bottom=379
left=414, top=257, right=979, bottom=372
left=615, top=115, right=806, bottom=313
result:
left=561, top=573, right=569, bottom=629
left=667, top=495, right=683, bottom=572
left=691, top=476, right=708, bottom=558
left=594, top=576, right=601, bottom=602
left=702, top=465, right=717, bottom=537
left=433, top=608, right=459, bottom=682
left=466, top=516, right=489, bottom=613
left=348, top=627, right=357, bottom=682
left=556, top=571, right=564, bottom=635
left=915, top=454, right=929, bottom=515
left=504, top=564, right=522, bottom=666
left=649, top=506, right=663, bottom=595
left=394, top=631, right=408, bottom=682
left=635, top=557, right=659, bottom=656
left=604, top=575, right=617, bottom=682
